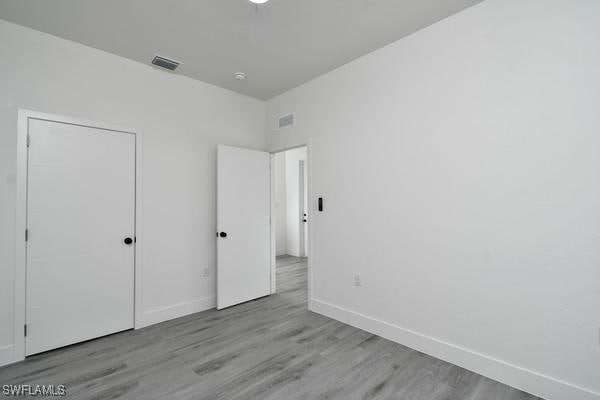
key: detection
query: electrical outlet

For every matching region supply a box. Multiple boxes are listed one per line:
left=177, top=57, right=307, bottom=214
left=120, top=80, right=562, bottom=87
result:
left=201, top=267, right=210, bottom=278
left=354, top=274, right=362, bottom=287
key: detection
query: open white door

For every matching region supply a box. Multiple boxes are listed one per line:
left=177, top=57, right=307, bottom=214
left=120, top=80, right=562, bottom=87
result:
left=217, top=145, right=271, bottom=309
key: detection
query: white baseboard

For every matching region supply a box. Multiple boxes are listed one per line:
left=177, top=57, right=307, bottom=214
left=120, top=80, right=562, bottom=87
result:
left=276, top=249, right=287, bottom=256
left=309, top=298, right=599, bottom=400
left=0, top=298, right=216, bottom=367
left=287, top=248, right=300, bottom=257
left=0, top=344, right=14, bottom=367
left=140, top=296, right=215, bottom=328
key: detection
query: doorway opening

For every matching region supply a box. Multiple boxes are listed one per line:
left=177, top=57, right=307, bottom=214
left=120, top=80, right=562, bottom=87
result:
left=216, top=144, right=309, bottom=309
left=271, top=146, right=308, bottom=301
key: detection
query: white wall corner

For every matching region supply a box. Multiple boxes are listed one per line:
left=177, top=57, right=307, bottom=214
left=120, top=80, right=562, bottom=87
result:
left=308, top=299, right=600, bottom=400
left=287, top=248, right=300, bottom=257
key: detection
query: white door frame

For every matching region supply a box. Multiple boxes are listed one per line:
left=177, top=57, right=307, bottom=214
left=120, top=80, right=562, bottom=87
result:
left=269, top=142, right=312, bottom=296
left=14, top=109, right=143, bottom=363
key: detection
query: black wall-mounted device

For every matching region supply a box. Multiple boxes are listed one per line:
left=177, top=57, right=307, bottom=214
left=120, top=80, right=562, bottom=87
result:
left=318, top=197, right=323, bottom=212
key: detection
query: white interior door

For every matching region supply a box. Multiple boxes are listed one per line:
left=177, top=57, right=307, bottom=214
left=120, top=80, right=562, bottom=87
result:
left=302, top=160, right=308, bottom=257
left=217, top=145, right=271, bottom=309
left=298, top=160, right=307, bottom=258
left=26, top=118, right=135, bottom=356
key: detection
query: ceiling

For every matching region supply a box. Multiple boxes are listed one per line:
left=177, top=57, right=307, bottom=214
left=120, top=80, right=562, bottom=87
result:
left=0, top=0, right=484, bottom=100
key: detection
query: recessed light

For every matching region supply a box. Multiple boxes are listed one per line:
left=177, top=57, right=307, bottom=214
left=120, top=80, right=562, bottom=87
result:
left=234, top=72, right=247, bottom=81
left=249, top=0, right=269, bottom=3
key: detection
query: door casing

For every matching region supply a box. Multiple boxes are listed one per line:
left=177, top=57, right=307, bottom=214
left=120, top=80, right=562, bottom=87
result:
left=14, top=109, right=144, bottom=363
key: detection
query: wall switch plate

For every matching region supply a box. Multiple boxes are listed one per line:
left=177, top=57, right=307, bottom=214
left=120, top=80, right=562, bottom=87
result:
left=354, top=274, right=362, bottom=287
left=201, top=267, right=210, bottom=278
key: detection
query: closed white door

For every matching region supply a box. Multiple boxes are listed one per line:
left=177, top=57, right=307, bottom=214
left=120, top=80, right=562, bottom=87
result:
left=26, top=118, right=135, bottom=355
left=217, top=145, right=271, bottom=309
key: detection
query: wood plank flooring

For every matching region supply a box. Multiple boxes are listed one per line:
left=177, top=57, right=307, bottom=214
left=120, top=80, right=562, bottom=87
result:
left=0, top=256, right=542, bottom=399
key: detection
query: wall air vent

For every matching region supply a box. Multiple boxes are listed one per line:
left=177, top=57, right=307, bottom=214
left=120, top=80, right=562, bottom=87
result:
left=278, top=113, right=294, bottom=129
left=151, top=55, right=181, bottom=71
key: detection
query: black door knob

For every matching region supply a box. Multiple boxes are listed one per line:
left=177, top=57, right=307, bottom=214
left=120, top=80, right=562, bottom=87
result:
left=124, top=237, right=133, bottom=245
left=219, top=232, right=227, bottom=238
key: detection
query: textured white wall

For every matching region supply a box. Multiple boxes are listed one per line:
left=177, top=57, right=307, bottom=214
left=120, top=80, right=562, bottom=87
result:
left=0, top=20, right=266, bottom=365
left=266, top=1, right=600, bottom=399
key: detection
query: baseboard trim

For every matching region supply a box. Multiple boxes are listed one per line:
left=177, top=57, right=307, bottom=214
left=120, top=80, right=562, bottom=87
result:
left=0, top=344, right=14, bottom=367
left=309, top=298, right=599, bottom=400
left=141, top=296, right=216, bottom=328
left=287, top=248, right=300, bottom=257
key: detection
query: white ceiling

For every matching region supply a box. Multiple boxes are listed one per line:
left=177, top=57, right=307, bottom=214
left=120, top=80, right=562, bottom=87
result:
left=0, top=0, right=484, bottom=100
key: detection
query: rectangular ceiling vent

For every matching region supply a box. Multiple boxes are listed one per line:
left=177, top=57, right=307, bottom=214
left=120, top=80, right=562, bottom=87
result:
left=151, top=55, right=180, bottom=71
left=278, top=113, right=294, bottom=129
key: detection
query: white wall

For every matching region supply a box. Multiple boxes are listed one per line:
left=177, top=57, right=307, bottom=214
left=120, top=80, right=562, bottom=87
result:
left=284, top=147, right=307, bottom=257
left=273, top=152, right=287, bottom=256
left=0, top=20, right=266, bottom=365
left=266, top=1, right=600, bottom=399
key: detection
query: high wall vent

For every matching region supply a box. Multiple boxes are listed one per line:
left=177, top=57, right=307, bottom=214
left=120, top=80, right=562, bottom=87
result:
left=278, top=113, right=294, bottom=129
left=151, top=55, right=180, bottom=71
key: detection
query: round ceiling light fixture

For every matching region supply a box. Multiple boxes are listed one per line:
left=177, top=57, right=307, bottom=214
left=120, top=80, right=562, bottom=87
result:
left=234, top=72, right=247, bottom=80
left=249, top=0, right=269, bottom=3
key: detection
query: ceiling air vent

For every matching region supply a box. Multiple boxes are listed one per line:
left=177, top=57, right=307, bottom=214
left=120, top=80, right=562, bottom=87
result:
left=151, top=55, right=180, bottom=71
left=278, top=113, right=294, bottom=129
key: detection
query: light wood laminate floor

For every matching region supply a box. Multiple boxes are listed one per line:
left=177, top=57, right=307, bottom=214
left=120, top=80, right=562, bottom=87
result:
left=0, top=256, right=542, bottom=399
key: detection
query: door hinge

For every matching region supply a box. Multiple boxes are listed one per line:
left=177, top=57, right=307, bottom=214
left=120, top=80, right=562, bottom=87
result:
left=25, top=229, right=28, bottom=241
left=24, top=324, right=27, bottom=337
left=26, top=134, right=30, bottom=148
